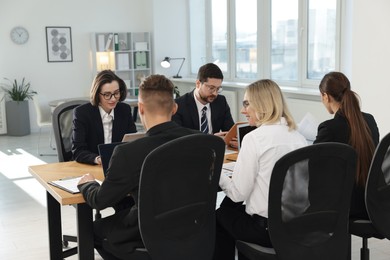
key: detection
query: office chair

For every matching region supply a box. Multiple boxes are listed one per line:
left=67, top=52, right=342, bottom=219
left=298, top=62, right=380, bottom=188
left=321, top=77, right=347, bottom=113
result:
left=52, top=100, right=88, bottom=252
left=129, top=134, right=225, bottom=260
left=236, top=142, right=357, bottom=260
left=349, top=132, right=390, bottom=260
left=32, top=96, right=56, bottom=156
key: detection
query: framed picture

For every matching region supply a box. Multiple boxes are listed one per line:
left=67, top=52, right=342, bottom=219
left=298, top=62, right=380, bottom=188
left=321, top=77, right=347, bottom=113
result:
left=45, top=26, right=73, bottom=62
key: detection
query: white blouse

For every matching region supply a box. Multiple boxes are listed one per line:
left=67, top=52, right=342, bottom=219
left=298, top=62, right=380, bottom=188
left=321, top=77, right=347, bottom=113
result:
left=219, top=117, right=307, bottom=218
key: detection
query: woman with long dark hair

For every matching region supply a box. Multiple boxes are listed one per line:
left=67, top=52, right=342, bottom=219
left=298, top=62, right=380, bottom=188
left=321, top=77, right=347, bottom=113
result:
left=314, top=71, right=379, bottom=219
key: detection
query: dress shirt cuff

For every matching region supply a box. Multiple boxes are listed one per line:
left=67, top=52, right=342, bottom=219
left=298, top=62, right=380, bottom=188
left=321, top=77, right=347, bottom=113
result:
left=219, top=173, right=232, bottom=191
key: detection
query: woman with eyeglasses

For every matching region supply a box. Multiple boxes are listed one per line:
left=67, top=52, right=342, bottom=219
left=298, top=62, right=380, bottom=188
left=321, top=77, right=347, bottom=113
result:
left=72, top=70, right=137, bottom=165
left=214, top=79, right=307, bottom=260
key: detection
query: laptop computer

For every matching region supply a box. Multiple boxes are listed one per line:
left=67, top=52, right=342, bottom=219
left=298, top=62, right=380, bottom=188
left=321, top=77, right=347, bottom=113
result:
left=98, top=142, right=124, bottom=176
left=122, top=132, right=146, bottom=142
left=237, top=123, right=256, bottom=151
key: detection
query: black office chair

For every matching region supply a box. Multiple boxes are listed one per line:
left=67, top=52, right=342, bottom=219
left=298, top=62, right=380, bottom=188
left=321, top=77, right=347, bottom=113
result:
left=236, top=142, right=357, bottom=260
left=349, top=132, right=390, bottom=260
left=129, top=134, right=225, bottom=260
left=52, top=100, right=88, bottom=253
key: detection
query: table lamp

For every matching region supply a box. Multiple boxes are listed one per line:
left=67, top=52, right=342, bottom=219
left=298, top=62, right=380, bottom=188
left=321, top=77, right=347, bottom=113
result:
left=160, top=57, right=185, bottom=78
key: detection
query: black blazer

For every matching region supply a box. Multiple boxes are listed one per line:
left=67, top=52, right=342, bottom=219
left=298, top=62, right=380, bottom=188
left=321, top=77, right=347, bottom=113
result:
left=172, top=90, right=235, bottom=133
left=313, top=111, right=380, bottom=219
left=71, top=102, right=136, bottom=165
left=78, top=121, right=199, bottom=258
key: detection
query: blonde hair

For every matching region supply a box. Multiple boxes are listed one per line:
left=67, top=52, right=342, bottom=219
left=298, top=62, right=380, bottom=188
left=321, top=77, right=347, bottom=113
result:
left=246, top=79, right=296, bottom=130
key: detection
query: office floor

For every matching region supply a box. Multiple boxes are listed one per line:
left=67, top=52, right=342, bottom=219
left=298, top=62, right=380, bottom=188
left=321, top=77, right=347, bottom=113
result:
left=0, top=131, right=389, bottom=259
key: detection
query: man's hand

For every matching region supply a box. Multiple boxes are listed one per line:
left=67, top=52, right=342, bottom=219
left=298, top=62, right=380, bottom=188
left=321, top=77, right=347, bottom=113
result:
left=78, top=173, right=96, bottom=185
left=229, top=138, right=238, bottom=149
left=214, top=131, right=228, bottom=137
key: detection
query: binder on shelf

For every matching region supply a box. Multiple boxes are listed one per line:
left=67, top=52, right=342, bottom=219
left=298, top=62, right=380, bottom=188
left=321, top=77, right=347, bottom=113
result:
left=134, top=51, right=147, bottom=69
left=105, top=34, right=113, bottom=51
left=117, top=53, right=130, bottom=70
left=114, top=33, right=119, bottom=51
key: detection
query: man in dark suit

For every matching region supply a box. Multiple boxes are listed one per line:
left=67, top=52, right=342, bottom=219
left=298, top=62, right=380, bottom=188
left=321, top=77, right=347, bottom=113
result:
left=77, top=75, right=199, bottom=260
left=72, top=70, right=137, bottom=165
left=172, top=63, right=234, bottom=135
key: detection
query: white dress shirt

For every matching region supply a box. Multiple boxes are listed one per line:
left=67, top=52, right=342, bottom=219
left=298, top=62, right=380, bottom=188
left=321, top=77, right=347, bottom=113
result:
left=193, top=91, right=212, bottom=134
left=219, top=117, right=307, bottom=218
left=98, top=106, right=115, bottom=144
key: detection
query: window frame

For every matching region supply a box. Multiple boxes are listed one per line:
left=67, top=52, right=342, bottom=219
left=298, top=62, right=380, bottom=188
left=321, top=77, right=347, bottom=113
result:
left=188, top=0, right=342, bottom=89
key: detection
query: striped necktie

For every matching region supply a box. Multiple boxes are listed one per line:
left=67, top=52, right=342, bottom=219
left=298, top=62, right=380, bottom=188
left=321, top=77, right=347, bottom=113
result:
left=200, top=106, right=209, bottom=134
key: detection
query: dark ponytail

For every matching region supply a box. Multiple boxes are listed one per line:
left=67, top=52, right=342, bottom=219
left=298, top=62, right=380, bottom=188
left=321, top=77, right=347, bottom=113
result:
left=320, top=72, right=375, bottom=186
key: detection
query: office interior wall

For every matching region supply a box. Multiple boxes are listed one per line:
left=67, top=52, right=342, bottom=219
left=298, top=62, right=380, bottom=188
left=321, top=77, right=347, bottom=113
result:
left=348, top=0, right=390, bottom=138
left=1, top=0, right=389, bottom=137
left=0, top=0, right=152, bottom=132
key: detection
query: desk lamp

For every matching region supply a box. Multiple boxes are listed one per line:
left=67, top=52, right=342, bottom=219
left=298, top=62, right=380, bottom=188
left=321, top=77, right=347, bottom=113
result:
left=160, top=57, right=185, bottom=78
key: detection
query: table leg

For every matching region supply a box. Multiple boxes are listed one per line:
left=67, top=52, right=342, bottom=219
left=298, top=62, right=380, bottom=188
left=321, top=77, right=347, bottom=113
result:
left=76, top=203, right=94, bottom=260
left=46, top=191, right=63, bottom=260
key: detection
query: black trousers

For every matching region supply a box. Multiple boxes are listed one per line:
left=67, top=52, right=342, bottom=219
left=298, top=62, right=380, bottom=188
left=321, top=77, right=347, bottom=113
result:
left=213, top=196, right=272, bottom=260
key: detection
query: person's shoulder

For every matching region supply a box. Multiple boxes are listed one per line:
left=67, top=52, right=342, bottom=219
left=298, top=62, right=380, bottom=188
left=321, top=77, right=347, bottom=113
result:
left=362, top=111, right=376, bottom=122
left=175, top=91, right=193, bottom=103
left=115, top=102, right=132, bottom=112
left=74, top=102, right=94, bottom=114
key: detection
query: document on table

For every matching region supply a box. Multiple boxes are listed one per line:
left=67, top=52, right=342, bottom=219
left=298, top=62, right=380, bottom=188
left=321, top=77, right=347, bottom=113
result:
left=48, top=176, right=102, bottom=194
left=222, top=162, right=235, bottom=177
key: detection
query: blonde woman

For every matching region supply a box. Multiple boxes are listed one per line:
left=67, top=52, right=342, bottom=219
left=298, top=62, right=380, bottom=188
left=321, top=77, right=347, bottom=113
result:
left=214, top=79, right=307, bottom=260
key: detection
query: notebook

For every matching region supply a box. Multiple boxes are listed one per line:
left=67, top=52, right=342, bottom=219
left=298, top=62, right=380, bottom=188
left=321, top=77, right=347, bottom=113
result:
left=223, top=122, right=247, bottom=147
left=237, top=123, right=256, bottom=151
left=98, top=142, right=124, bottom=176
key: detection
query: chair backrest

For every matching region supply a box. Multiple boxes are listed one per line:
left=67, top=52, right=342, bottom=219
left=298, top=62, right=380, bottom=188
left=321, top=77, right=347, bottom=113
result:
left=365, top=132, right=390, bottom=239
left=268, top=142, right=356, bottom=260
left=52, top=100, right=88, bottom=162
left=32, top=96, right=50, bottom=126
left=138, top=133, right=225, bottom=260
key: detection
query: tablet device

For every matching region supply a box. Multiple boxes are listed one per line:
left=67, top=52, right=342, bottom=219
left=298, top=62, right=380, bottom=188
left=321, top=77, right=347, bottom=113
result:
left=237, top=123, right=256, bottom=151
left=98, top=142, right=124, bottom=176
left=122, top=132, right=146, bottom=142
left=223, top=122, right=246, bottom=146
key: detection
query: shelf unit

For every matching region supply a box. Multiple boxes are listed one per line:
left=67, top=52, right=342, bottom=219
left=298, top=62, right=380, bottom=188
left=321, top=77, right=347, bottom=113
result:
left=91, top=32, right=151, bottom=96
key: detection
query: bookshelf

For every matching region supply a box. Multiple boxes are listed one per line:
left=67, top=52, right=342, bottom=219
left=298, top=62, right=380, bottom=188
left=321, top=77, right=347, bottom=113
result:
left=91, top=32, right=152, bottom=96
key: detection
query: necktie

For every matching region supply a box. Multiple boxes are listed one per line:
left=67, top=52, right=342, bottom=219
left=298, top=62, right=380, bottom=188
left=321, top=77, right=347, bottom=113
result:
left=200, top=106, right=209, bottom=134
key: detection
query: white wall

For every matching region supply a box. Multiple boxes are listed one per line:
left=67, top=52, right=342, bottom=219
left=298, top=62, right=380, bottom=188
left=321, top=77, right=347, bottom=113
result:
left=0, top=0, right=152, bottom=132
left=151, top=0, right=189, bottom=77
left=1, top=0, right=390, bottom=138
left=348, top=0, right=390, bottom=138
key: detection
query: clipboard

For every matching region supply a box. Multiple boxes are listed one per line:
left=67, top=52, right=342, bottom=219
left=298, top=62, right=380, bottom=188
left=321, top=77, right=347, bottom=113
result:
left=48, top=176, right=102, bottom=194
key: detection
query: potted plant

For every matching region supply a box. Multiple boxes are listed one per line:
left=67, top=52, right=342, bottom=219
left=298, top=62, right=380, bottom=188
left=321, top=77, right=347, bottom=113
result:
left=1, top=78, right=37, bottom=136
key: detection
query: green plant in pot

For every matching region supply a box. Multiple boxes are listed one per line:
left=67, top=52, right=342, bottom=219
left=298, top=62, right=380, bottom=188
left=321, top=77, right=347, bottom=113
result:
left=1, top=78, right=37, bottom=136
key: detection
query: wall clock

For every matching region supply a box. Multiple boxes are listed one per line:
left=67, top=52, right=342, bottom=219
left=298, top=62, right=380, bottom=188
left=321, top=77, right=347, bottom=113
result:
left=10, top=26, right=29, bottom=44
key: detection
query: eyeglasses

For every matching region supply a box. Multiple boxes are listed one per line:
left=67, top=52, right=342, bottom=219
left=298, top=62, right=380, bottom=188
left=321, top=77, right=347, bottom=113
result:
left=203, top=83, right=223, bottom=94
left=100, top=90, right=121, bottom=100
left=242, top=100, right=250, bottom=109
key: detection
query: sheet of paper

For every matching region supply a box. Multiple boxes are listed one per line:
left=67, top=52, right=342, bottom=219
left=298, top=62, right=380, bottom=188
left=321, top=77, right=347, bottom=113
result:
left=49, top=176, right=102, bottom=194
left=297, top=112, right=319, bottom=142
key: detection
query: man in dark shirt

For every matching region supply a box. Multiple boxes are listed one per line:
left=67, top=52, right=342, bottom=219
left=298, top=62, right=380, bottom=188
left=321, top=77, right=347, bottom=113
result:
left=77, top=74, right=199, bottom=259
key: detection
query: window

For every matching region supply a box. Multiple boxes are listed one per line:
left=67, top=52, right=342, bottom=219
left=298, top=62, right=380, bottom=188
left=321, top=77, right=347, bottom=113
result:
left=188, top=0, right=340, bottom=88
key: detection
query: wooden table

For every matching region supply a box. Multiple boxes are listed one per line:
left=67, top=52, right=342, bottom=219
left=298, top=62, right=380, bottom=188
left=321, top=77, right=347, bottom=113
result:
left=29, top=161, right=103, bottom=260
